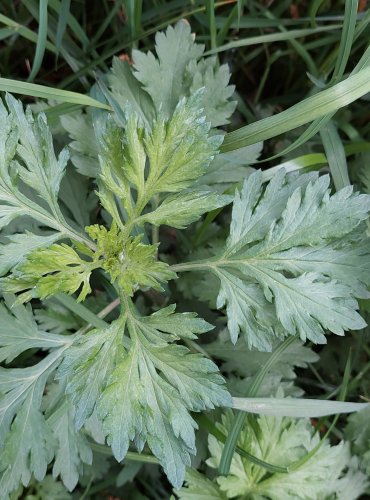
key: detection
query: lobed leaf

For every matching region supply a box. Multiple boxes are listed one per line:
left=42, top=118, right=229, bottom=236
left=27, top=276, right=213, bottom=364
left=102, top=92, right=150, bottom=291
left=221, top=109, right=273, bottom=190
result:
left=206, top=411, right=366, bottom=500
left=98, top=91, right=223, bottom=230
left=133, top=21, right=204, bottom=119
left=60, top=110, right=99, bottom=177
left=0, top=295, right=66, bottom=363
left=99, top=311, right=230, bottom=488
left=139, top=190, right=232, bottom=229
left=0, top=346, right=69, bottom=498
left=1, top=243, right=98, bottom=303
left=174, top=469, right=226, bottom=499
left=48, top=401, right=93, bottom=491
left=58, top=306, right=230, bottom=488
left=57, top=320, right=125, bottom=430
left=210, top=170, right=370, bottom=349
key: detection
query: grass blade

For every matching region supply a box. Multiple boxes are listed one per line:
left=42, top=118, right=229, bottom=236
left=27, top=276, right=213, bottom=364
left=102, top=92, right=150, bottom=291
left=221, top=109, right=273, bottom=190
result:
left=0, top=12, right=57, bottom=54
left=205, top=25, right=341, bottom=55
left=218, top=336, right=296, bottom=476
left=198, top=415, right=288, bottom=474
left=262, top=153, right=328, bottom=180
left=320, top=121, right=350, bottom=190
left=288, top=351, right=353, bottom=470
left=205, top=0, right=217, bottom=50
left=221, top=66, right=370, bottom=152
left=122, top=0, right=143, bottom=49
left=54, top=293, right=108, bottom=330
left=255, top=30, right=370, bottom=163
left=0, top=27, right=17, bottom=41
left=50, top=0, right=89, bottom=49
left=309, top=0, right=326, bottom=27
left=331, top=0, right=358, bottom=82
left=0, top=78, right=111, bottom=110
left=231, top=397, right=369, bottom=417
left=56, top=0, right=71, bottom=52
left=28, top=0, right=49, bottom=82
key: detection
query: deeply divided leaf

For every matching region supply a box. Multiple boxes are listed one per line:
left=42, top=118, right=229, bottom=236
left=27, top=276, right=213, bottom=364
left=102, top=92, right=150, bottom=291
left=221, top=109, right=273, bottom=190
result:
left=211, top=170, right=370, bottom=349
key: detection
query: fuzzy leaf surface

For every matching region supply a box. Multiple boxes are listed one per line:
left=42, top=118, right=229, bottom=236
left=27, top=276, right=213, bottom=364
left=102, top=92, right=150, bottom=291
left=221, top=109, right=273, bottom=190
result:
left=345, top=406, right=370, bottom=474
left=0, top=232, right=59, bottom=278
left=0, top=96, right=93, bottom=272
left=109, top=58, right=155, bottom=129
left=86, top=225, right=176, bottom=295
left=0, top=295, right=66, bottom=363
left=140, top=190, right=232, bottom=229
left=48, top=401, right=93, bottom=491
left=4, top=93, right=68, bottom=209
left=98, top=310, right=231, bottom=488
left=98, top=91, right=222, bottom=229
left=60, top=110, right=99, bottom=177
left=109, top=22, right=234, bottom=128
left=1, top=243, right=98, bottom=303
left=207, top=411, right=361, bottom=500
left=187, top=57, right=236, bottom=127
left=133, top=21, right=204, bottom=118
left=57, top=320, right=125, bottom=430
left=0, top=347, right=68, bottom=499
left=211, top=170, right=370, bottom=349
left=175, top=469, right=226, bottom=499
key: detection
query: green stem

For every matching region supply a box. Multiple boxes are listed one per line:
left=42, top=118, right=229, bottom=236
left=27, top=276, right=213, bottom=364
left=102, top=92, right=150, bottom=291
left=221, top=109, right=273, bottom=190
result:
left=170, top=260, right=212, bottom=273
left=97, top=297, right=121, bottom=319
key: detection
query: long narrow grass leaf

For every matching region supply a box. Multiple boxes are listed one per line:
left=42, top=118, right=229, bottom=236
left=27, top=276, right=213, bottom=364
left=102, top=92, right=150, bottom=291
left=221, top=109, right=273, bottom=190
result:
left=0, top=78, right=111, bottom=109
left=320, top=121, right=350, bottom=190
left=198, top=415, right=288, bottom=474
left=54, top=293, right=108, bottom=330
left=221, top=66, right=370, bottom=152
left=331, top=0, right=358, bottom=82
left=55, top=0, right=71, bottom=52
left=218, top=337, right=296, bottom=476
left=50, top=0, right=89, bottom=49
left=28, top=0, right=49, bottom=82
left=205, top=25, right=341, bottom=55
left=256, top=43, right=370, bottom=163
left=232, top=398, right=369, bottom=417
left=309, top=0, right=327, bottom=27
left=205, top=0, right=217, bottom=49
left=0, top=12, right=57, bottom=53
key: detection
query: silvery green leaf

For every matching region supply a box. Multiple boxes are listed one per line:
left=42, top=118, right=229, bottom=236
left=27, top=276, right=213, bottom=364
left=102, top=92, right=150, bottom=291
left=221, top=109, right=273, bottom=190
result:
left=140, top=191, right=232, bottom=229
left=0, top=295, right=66, bottom=363
left=186, top=56, right=236, bottom=128
left=207, top=411, right=358, bottom=500
left=210, top=170, right=370, bottom=349
left=57, top=320, right=124, bottom=430
left=48, top=401, right=92, bottom=491
left=232, top=397, right=370, bottom=417
left=109, top=57, right=155, bottom=129
left=0, top=232, right=60, bottom=277
left=175, top=469, right=226, bottom=499
left=133, top=21, right=204, bottom=118
left=5, top=93, right=68, bottom=208
left=0, top=347, right=68, bottom=499
left=98, top=310, right=231, bottom=488
left=60, top=110, right=99, bottom=178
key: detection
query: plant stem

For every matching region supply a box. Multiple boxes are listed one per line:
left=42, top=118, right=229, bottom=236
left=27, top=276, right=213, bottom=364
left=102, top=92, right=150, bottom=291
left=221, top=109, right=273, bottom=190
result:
left=97, top=297, right=121, bottom=319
